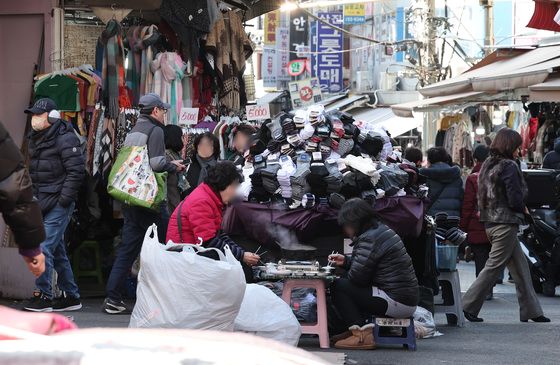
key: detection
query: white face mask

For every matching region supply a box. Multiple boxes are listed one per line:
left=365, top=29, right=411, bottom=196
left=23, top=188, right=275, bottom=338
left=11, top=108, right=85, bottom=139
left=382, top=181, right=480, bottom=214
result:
left=31, top=114, right=48, bottom=131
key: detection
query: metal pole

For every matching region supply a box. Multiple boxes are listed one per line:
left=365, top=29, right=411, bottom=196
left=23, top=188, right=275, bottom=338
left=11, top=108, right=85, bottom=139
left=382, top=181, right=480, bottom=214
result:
left=483, top=0, right=494, bottom=54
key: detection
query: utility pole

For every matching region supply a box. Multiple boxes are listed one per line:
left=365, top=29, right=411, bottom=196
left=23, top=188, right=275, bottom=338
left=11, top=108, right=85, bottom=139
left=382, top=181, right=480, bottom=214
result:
left=481, top=0, right=494, bottom=54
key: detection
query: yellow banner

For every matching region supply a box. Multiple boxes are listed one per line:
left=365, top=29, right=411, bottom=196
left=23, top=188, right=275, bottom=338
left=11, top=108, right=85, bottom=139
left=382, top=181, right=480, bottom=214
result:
left=264, top=10, right=280, bottom=45
left=344, top=3, right=365, bottom=17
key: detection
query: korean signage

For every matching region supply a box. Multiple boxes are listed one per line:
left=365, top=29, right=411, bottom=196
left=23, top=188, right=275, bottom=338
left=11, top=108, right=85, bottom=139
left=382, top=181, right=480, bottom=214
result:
left=264, top=10, right=279, bottom=45
left=288, top=59, right=307, bottom=76
left=277, top=26, right=290, bottom=83
left=179, top=108, right=199, bottom=126
left=246, top=104, right=271, bottom=121
left=316, top=12, right=344, bottom=93
left=262, top=48, right=277, bottom=88
left=344, top=3, right=365, bottom=25
left=289, top=78, right=322, bottom=108
left=289, top=9, right=309, bottom=61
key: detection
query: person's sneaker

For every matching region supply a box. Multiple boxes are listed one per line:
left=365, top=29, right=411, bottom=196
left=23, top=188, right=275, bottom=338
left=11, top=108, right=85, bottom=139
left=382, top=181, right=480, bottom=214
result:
left=102, top=298, right=132, bottom=315
left=53, top=292, right=82, bottom=312
left=23, top=292, right=53, bottom=312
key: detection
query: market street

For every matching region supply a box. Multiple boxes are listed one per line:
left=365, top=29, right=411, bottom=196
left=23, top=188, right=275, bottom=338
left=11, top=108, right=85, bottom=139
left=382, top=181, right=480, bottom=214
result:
left=3, top=263, right=559, bottom=365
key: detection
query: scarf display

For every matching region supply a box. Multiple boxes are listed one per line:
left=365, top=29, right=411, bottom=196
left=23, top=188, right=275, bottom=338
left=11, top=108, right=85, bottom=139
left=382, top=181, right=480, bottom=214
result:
left=100, top=117, right=116, bottom=181
left=151, top=52, right=186, bottom=124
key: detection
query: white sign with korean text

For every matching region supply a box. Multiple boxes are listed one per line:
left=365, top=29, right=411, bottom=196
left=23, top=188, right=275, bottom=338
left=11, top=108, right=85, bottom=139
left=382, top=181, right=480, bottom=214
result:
left=246, top=104, right=271, bottom=121
left=179, top=108, right=199, bottom=126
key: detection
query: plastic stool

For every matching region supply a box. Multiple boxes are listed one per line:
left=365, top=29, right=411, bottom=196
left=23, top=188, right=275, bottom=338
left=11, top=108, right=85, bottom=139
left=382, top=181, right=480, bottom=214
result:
left=373, top=317, right=417, bottom=351
left=72, top=240, right=103, bottom=285
left=435, top=270, right=465, bottom=327
left=282, top=279, right=329, bottom=348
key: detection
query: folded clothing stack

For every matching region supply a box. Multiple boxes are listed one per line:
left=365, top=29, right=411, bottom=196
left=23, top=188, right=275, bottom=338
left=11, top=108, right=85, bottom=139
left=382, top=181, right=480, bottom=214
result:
left=307, top=152, right=329, bottom=197
left=261, top=156, right=281, bottom=194
left=277, top=155, right=296, bottom=199
left=290, top=153, right=311, bottom=206
left=434, top=213, right=467, bottom=246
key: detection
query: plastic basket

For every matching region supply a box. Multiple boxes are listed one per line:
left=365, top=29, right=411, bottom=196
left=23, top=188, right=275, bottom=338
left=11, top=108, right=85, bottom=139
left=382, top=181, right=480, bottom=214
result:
left=436, top=244, right=459, bottom=271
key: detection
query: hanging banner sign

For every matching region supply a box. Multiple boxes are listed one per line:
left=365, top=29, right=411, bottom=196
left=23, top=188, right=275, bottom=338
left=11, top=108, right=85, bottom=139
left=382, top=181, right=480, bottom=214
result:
left=264, top=10, right=279, bottom=45
left=287, top=59, right=307, bottom=76
left=289, top=9, right=309, bottom=61
left=262, top=48, right=278, bottom=88
left=179, top=108, right=199, bottom=125
left=277, top=26, right=291, bottom=83
left=289, top=77, right=322, bottom=109
left=317, top=12, right=344, bottom=93
left=344, top=3, right=366, bottom=25
left=246, top=104, right=271, bottom=121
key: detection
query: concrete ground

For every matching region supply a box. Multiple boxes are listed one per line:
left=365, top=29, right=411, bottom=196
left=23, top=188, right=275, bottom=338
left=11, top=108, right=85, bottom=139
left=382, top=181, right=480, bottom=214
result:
left=3, top=262, right=560, bottom=365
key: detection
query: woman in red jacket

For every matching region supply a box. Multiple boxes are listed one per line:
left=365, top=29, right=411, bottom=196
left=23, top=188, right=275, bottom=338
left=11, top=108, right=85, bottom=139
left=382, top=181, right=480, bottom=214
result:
left=167, top=161, right=260, bottom=266
left=460, top=145, right=498, bottom=298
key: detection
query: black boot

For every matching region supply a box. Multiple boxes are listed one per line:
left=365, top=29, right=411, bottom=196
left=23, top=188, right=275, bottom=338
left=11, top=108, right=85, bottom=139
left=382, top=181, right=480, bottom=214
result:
left=464, top=311, right=484, bottom=322
left=521, top=315, right=551, bottom=323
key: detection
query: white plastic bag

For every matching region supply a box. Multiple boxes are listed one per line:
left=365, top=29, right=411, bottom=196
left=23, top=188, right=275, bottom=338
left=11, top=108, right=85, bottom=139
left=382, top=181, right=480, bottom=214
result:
left=129, top=224, right=246, bottom=331
left=234, top=284, right=302, bottom=346
left=413, top=306, right=443, bottom=339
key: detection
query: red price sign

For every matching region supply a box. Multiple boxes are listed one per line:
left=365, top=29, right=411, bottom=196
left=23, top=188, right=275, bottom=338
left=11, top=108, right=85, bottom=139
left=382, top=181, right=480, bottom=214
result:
left=246, top=104, right=271, bottom=121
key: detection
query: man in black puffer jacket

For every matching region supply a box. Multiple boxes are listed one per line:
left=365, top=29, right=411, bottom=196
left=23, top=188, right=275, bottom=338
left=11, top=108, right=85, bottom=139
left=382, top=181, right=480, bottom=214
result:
left=0, top=121, right=46, bottom=277
left=329, top=198, right=418, bottom=350
left=23, top=98, right=84, bottom=313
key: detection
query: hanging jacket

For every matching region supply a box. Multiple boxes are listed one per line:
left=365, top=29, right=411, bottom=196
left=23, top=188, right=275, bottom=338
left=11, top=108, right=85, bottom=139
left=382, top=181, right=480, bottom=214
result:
left=459, top=163, right=489, bottom=245
left=420, top=162, right=464, bottom=217
left=166, top=183, right=244, bottom=261
left=542, top=138, right=560, bottom=170
left=0, top=122, right=45, bottom=256
left=343, top=223, right=419, bottom=307
left=28, top=119, right=85, bottom=214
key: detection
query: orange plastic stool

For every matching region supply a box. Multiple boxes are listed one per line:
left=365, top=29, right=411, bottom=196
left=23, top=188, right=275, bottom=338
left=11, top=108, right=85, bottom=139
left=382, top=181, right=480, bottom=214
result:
left=282, top=278, right=330, bottom=348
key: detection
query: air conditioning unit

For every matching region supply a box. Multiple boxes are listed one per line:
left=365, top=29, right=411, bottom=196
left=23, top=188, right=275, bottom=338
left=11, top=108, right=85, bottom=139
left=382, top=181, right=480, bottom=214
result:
left=355, top=71, right=374, bottom=93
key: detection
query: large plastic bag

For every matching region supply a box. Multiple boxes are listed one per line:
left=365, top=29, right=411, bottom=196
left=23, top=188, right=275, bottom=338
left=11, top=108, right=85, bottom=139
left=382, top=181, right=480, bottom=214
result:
left=130, top=224, right=246, bottom=331
left=413, top=306, right=443, bottom=339
left=234, top=284, right=302, bottom=346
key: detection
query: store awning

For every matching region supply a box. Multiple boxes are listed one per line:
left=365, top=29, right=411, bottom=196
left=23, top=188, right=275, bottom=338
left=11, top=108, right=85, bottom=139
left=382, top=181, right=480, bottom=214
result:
left=391, top=91, right=486, bottom=118
left=350, top=107, right=421, bottom=137
left=420, top=45, right=560, bottom=97
left=256, top=91, right=285, bottom=105
left=324, top=94, right=368, bottom=112
left=529, top=77, right=560, bottom=101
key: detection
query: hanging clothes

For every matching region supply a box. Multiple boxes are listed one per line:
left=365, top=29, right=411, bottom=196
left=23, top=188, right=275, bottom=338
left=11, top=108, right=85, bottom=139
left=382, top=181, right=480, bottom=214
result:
left=151, top=52, right=186, bottom=124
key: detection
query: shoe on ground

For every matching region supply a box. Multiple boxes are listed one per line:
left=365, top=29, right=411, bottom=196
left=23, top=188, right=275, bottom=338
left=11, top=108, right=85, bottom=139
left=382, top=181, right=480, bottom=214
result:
left=464, top=311, right=484, bottom=322
left=23, top=292, right=53, bottom=312
left=330, top=330, right=352, bottom=346
left=521, top=315, right=551, bottom=323
left=543, top=283, right=556, bottom=297
left=102, top=298, right=132, bottom=315
left=53, top=292, right=82, bottom=312
left=464, top=246, right=474, bottom=263
left=334, top=324, right=376, bottom=350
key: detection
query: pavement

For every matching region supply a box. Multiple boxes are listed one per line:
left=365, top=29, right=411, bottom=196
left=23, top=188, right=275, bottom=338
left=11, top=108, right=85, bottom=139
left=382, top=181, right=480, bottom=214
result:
left=3, top=262, right=560, bottom=365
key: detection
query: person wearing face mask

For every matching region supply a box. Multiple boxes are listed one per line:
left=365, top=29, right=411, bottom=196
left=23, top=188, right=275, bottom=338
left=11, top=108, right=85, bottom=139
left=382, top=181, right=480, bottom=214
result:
left=167, top=161, right=260, bottom=267
left=23, top=98, right=84, bottom=313
left=103, top=93, right=186, bottom=315
left=184, top=132, right=220, bottom=195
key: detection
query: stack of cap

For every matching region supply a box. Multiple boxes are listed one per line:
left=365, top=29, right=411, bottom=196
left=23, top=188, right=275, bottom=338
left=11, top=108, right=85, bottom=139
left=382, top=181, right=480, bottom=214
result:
left=261, top=156, right=281, bottom=194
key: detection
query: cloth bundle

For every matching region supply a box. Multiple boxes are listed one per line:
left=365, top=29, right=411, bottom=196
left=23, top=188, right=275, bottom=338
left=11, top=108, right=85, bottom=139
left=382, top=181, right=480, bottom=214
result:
left=277, top=156, right=296, bottom=199
left=261, top=156, right=281, bottom=194
left=306, top=153, right=329, bottom=197
left=290, top=154, right=311, bottom=206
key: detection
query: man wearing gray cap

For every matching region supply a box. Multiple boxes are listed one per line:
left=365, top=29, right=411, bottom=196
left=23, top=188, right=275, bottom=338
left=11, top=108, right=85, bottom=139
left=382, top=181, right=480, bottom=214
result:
left=103, top=93, right=185, bottom=314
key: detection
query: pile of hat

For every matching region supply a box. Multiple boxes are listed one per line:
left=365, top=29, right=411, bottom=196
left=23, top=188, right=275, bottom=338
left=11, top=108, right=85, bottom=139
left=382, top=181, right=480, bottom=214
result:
left=242, top=103, right=424, bottom=209
left=435, top=213, right=467, bottom=246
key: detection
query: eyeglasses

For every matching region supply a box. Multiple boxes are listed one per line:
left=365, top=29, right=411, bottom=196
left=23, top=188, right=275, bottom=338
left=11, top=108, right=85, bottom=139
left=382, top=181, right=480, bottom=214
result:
left=157, top=107, right=168, bottom=114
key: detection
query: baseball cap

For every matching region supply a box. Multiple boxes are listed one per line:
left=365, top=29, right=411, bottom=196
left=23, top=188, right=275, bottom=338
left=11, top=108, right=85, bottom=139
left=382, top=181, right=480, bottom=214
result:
left=25, top=98, right=57, bottom=114
left=138, top=93, right=171, bottom=110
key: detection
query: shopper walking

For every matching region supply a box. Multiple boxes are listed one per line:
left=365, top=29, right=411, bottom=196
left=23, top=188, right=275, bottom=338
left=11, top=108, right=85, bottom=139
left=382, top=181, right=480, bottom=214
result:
left=463, top=128, right=550, bottom=323
left=103, top=93, right=185, bottom=315
left=0, top=121, right=46, bottom=277
left=164, top=124, right=189, bottom=213
left=460, top=144, right=498, bottom=299
left=23, top=98, right=84, bottom=312
left=420, top=147, right=464, bottom=217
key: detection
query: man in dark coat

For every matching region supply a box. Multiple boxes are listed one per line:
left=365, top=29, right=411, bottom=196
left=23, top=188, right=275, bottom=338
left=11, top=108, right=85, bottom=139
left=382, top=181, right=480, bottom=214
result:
left=420, top=147, right=464, bottom=217
left=543, top=137, right=560, bottom=170
left=23, top=98, right=84, bottom=313
left=0, top=121, right=45, bottom=277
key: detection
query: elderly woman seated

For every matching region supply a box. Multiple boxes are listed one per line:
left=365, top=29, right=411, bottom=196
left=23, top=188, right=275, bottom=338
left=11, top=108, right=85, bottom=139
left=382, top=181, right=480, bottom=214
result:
left=329, top=198, right=419, bottom=350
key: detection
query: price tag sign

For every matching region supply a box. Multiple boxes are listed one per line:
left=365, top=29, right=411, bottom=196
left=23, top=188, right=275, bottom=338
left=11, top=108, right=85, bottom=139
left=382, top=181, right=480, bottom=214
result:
left=246, top=104, right=271, bottom=121
left=179, top=107, right=199, bottom=126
